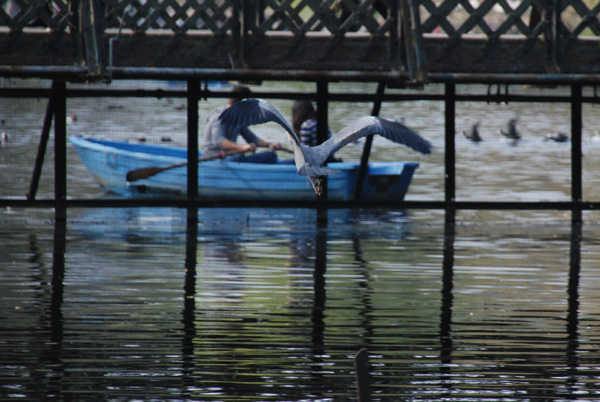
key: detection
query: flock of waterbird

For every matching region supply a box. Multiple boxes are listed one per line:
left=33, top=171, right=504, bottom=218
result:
left=463, top=117, right=570, bottom=144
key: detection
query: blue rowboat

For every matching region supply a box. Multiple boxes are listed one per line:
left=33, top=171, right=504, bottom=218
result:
left=70, top=136, right=420, bottom=201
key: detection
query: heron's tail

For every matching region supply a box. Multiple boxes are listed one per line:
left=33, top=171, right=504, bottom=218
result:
left=298, top=165, right=340, bottom=177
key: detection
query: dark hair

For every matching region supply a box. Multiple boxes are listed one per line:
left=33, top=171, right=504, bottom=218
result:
left=229, top=85, right=252, bottom=104
left=291, top=100, right=317, bottom=135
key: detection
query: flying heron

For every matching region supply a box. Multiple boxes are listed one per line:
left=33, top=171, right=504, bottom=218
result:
left=218, top=98, right=433, bottom=197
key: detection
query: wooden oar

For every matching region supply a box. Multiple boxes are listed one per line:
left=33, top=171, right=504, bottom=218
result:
left=126, top=149, right=246, bottom=182
left=126, top=146, right=294, bottom=182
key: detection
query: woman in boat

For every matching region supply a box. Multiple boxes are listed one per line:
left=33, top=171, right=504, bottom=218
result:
left=291, top=100, right=340, bottom=162
left=201, top=85, right=283, bottom=163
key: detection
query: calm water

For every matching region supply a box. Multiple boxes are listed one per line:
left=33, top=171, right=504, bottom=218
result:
left=2, top=207, right=600, bottom=400
left=2, top=80, right=600, bottom=400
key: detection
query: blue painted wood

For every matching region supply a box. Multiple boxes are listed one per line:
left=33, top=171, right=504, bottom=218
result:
left=70, top=136, right=419, bottom=201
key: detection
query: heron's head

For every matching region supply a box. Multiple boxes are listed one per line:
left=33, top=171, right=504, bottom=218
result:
left=310, top=176, right=325, bottom=198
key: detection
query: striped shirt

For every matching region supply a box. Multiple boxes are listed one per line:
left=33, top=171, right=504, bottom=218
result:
left=299, top=119, right=331, bottom=147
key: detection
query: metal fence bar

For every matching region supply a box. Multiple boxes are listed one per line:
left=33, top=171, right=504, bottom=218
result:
left=317, top=80, right=329, bottom=222
left=5, top=86, right=600, bottom=105
left=7, top=66, right=600, bottom=85
left=53, top=81, right=67, bottom=206
left=354, top=348, right=371, bottom=401
left=353, top=82, right=386, bottom=201
left=571, top=83, right=583, bottom=224
left=444, top=83, right=456, bottom=223
left=27, top=85, right=57, bottom=200
left=187, top=79, right=200, bottom=200
left=2, top=199, right=599, bottom=211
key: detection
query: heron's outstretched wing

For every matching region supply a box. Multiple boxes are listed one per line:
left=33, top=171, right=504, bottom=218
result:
left=218, top=98, right=301, bottom=146
left=217, top=98, right=311, bottom=175
left=312, top=116, right=432, bottom=165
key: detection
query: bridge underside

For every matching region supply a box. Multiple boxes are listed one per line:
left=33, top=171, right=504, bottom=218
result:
left=2, top=31, right=600, bottom=77
left=2, top=0, right=600, bottom=83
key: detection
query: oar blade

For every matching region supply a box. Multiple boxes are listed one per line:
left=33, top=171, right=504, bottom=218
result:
left=126, top=166, right=168, bottom=182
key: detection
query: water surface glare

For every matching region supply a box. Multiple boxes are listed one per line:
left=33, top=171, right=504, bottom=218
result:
left=1, top=208, right=600, bottom=400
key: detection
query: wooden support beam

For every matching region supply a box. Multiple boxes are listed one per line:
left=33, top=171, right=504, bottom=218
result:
left=187, top=79, right=200, bottom=200
left=54, top=81, right=67, bottom=203
left=354, top=348, right=371, bottom=401
left=567, top=221, right=582, bottom=345
left=27, top=85, right=57, bottom=200
left=182, top=206, right=198, bottom=362
left=50, top=216, right=67, bottom=340
left=312, top=224, right=327, bottom=354
left=184, top=208, right=198, bottom=303
left=543, top=0, right=560, bottom=73
left=389, top=0, right=400, bottom=70
left=400, top=0, right=426, bottom=82
left=440, top=222, right=455, bottom=366
left=353, top=82, right=385, bottom=201
left=80, top=0, right=103, bottom=76
left=444, top=83, right=456, bottom=223
left=232, top=0, right=246, bottom=68
left=316, top=81, right=328, bottom=222
left=571, top=84, right=582, bottom=224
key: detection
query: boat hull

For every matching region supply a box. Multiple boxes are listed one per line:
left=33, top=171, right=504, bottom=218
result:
left=70, top=136, right=419, bottom=201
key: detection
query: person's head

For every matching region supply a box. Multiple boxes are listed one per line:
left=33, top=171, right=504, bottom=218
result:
left=228, top=85, right=252, bottom=106
left=291, top=100, right=317, bottom=134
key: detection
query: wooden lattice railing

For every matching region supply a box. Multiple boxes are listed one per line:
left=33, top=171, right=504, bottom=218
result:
left=1, top=0, right=600, bottom=78
left=3, top=0, right=600, bottom=37
left=422, top=0, right=600, bottom=39
left=0, top=0, right=391, bottom=34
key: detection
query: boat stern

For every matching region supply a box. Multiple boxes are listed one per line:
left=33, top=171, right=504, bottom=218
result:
left=328, top=162, right=419, bottom=201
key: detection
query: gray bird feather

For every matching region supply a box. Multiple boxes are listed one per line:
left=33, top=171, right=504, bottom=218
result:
left=218, top=98, right=432, bottom=178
